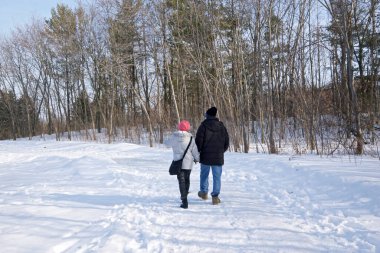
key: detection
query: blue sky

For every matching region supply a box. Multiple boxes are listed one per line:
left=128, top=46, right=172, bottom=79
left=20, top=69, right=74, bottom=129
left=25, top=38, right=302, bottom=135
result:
left=0, top=0, right=78, bottom=36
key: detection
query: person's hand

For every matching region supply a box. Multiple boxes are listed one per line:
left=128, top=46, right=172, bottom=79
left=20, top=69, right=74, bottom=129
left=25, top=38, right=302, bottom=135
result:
left=194, top=159, right=198, bottom=164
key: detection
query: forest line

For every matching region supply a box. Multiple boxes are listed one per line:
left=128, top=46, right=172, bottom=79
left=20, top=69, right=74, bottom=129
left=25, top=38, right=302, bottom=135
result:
left=0, top=0, right=379, bottom=156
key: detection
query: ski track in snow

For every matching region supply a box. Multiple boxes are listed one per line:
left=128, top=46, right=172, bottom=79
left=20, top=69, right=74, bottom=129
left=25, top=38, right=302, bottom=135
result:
left=0, top=140, right=379, bottom=253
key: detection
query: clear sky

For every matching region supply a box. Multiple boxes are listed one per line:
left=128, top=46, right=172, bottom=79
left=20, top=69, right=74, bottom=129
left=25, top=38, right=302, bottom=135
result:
left=0, top=0, right=78, bottom=37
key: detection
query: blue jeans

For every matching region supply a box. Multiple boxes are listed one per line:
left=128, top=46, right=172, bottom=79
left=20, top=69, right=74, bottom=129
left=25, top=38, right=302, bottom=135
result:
left=200, top=164, right=222, bottom=197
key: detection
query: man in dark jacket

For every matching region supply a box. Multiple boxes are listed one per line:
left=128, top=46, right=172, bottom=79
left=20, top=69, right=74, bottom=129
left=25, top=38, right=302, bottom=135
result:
left=195, top=106, right=229, bottom=205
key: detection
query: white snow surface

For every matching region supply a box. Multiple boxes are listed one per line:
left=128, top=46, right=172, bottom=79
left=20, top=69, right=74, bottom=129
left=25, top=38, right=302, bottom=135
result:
left=0, top=140, right=379, bottom=253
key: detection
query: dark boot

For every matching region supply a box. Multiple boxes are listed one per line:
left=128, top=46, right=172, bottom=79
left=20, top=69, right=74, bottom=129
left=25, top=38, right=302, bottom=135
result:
left=180, top=198, right=188, bottom=209
left=185, top=170, right=191, bottom=197
left=178, top=169, right=191, bottom=200
left=185, top=180, right=190, bottom=197
left=177, top=170, right=187, bottom=199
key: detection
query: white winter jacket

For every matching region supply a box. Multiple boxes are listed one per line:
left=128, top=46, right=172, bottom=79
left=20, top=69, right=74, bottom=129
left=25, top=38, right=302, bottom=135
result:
left=167, top=131, right=200, bottom=170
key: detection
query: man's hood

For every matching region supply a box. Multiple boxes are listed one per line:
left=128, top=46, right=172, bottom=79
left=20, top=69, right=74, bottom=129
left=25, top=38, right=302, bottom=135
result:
left=203, top=118, right=223, bottom=132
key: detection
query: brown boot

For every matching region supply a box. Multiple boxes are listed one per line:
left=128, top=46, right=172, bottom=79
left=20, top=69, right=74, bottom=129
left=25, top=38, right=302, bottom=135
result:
left=212, top=196, right=221, bottom=205
left=197, top=191, right=208, bottom=200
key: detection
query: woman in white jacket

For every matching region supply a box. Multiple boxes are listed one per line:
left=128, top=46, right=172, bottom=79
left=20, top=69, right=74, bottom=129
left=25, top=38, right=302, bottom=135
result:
left=168, top=120, right=200, bottom=209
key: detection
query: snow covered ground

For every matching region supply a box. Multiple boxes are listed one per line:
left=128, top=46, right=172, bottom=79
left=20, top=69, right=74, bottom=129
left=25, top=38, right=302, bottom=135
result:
left=0, top=139, right=379, bottom=253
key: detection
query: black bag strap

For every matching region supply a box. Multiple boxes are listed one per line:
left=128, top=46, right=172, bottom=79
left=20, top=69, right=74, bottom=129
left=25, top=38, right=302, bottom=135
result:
left=181, top=137, right=193, bottom=159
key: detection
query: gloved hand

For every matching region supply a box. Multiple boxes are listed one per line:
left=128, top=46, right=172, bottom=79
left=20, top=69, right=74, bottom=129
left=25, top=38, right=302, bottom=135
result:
left=194, top=159, right=198, bottom=164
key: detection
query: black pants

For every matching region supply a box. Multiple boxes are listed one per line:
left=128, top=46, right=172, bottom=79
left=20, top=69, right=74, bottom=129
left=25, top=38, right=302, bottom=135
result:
left=177, top=169, right=191, bottom=200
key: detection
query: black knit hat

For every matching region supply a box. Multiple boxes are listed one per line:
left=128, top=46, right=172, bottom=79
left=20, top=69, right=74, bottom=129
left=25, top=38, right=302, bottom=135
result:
left=206, top=107, right=217, bottom=117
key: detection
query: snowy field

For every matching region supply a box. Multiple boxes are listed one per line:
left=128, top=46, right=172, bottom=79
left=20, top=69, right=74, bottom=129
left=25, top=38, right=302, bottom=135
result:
left=0, top=139, right=379, bottom=253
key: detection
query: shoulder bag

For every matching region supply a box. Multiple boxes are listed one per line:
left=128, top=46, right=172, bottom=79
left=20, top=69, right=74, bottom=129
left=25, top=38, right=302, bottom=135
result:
left=169, top=137, right=193, bottom=175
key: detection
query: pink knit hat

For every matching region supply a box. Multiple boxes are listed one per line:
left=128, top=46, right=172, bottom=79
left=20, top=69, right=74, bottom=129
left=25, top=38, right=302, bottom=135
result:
left=178, top=120, right=190, bottom=131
